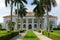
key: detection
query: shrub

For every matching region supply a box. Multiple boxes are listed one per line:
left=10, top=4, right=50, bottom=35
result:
left=0, top=29, right=6, bottom=31
left=0, top=31, right=19, bottom=40
left=35, top=30, right=41, bottom=33
left=20, top=30, right=26, bottom=33
left=42, top=31, right=60, bottom=40
left=53, top=28, right=60, bottom=30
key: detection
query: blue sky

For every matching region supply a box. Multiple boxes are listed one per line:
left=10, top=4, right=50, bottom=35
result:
left=0, top=0, right=60, bottom=24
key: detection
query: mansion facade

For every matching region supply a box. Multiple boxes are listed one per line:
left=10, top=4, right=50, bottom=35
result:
left=2, top=12, right=57, bottom=30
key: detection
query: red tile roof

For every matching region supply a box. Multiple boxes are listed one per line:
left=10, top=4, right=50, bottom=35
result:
left=3, top=12, right=57, bottom=18
left=27, top=12, right=33, bottom=14
left=3, top=15, right=14, bottom=18
left=48, top=15, right=57, bottom=18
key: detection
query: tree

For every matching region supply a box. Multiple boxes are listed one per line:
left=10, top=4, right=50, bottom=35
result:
left=49, top=21, right=53, bottom=31
left=15, top=4, right=27, bottom=30
left=14, top=0, right=27, bottom=30
left=32, top=0, right=45, bottom=31
left=12, top=22, right=15, bottom=30
left=40, top=0, right=57, bottom=37
left=5, top=0, right=14, bottom=31
left=57, top=23, right=60, bottom=28
left=0, top=24, right=2, bottom=29
left=7, top=21, right=15, bottom=31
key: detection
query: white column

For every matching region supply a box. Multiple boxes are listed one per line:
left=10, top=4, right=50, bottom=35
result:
left=26, top=18, right=28, bottom=30
left=32, top=18, right=34, bottom=30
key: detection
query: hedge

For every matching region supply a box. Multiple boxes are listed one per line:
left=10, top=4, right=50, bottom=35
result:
left=35, top=30, right=41, bottom=33
left=0, top=31, right=19, bottom=40
left=42, top=31, right=60, bottom=40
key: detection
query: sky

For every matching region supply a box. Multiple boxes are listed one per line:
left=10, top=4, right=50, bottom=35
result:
left=0, top=0, right=60, bottom=24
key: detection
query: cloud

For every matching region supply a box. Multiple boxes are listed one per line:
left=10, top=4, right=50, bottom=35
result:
left=0, top=0, right=5, bottom=9
left=56, top=0, right=60, bottom=5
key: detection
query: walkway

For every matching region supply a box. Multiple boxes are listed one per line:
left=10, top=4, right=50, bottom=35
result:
left=34, top=31, right=52, bottom=40
left=10, top=31, right=27, bottom=40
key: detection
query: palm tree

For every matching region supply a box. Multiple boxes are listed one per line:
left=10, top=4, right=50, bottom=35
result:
left=7, top=21, right=15, bottom=31
left=5, top=0, right=14, bottom=31
left=40, top=0, right=57, bottom=37
left=49, top=21, right=53, bottom=31
left=32, top=0, right=45, bottom=32
left=15, top=4, right=27, bottom=30
left=0, top=24, right=2, bottom=30
left=12, top=22, right=15, bottom=30
left=14, top=0, right=27, bottom=30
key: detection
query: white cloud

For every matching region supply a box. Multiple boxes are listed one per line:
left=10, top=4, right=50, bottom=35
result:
left=0, top=0, right=5, bottom=9
left=56, top=0, right=60, bottom=5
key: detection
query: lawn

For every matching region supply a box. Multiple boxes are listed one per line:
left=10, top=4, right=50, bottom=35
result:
left=0, top=30, right=19, bottom=40
left=23, top=30, right=40, bottom=40
left=42, top=30, right=60, bottom=40
left=52, top=30, right=60, bottom=34
left=0, top=31, right=8, bottom=37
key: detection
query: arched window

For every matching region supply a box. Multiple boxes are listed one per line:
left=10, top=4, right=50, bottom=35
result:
left=34, top=24, right=37, bottom=28
left=23, top=24, right=26, bottom=28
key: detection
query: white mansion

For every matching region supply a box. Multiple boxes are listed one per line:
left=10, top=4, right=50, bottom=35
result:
left=2, top=12, right=57, bottom=30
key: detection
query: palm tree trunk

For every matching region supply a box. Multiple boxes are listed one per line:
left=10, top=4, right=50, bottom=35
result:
left=17, top=3, right=19, bottom=30
left=40, top=17, right=43, bottom=33
left=10, top=3, right=13, bottom=31
left=20, top=17, right=23, bottom=30
left=46, top=5, right=50, bottom=37
left=37, top=17, right=39, bottom=30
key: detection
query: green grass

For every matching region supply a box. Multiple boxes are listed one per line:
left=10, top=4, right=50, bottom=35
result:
left=0, top=31, right=9, bottom=37
left=42, top=30, right=60, bottom=40
left=52, top=30, right=60, bottom=34
left=23, top=30, right=40, bottom=40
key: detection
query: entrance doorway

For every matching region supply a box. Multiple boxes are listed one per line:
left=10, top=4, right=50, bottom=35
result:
left=28, top=24, right=32, bottom=29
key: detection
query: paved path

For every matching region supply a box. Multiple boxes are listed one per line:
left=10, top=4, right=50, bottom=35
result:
left=34, top=31, right=52, bottom=40
left=10, top=31, right=27, bottom=40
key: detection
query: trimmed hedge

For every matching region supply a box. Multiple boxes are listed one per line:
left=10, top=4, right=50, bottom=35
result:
left=42, top=31, right=60, bottom=40
left=0, top=31, right=19, bottom=40
left=35, top=30, right=41, bottom=33
left=53, top=28, right=60, bottom=30
left=0, top=29, right=6, bottom=31
left=20, top=30, right=26, bottom=33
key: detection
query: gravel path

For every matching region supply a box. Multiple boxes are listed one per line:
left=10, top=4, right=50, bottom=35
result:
left=34, top=31, right=52, bottom=40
